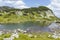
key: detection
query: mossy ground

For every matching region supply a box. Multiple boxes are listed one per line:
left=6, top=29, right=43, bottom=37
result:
left=0, top=32, right=60, bottom=40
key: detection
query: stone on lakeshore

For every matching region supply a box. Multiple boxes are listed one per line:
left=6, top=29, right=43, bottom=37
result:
left=11, top=33, right=19, bottom=38
left=3, top=38, right=13, bottom=40
left=23, top=30, right=27, bottom=33
left=52, top=35, right=58, bottom=39
left=48, top=35, right=51, bottom=37
left=52, top=32, right=60, bottom=39
left=17, top=29, right=21, bottom=32
left=0, top=31, right=3, bottom=35
left=34, top=35, right=37, bottom=38
left=28, top=34, right=33, bottom=38
left=17, top=29, right=24, bottom=32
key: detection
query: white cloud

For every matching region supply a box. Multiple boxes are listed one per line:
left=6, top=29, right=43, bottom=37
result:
left=0, top=0, right=29, bottom=9
left=47, top=0, right=60, bottom=18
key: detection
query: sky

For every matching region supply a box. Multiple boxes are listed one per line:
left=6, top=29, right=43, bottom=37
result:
left=0, top=0, right=60, bottom=18
left=47, top=0, right=60, bottom=18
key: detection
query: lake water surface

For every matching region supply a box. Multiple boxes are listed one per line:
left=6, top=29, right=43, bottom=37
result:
left=0, top=22, right=60, bottom=32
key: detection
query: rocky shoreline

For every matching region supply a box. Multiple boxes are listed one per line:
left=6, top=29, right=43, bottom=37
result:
left=0, top=29, right=60, bottom=40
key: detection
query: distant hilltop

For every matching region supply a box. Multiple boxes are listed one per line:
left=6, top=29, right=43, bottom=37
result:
left=0, top=6, right=55, bottom=17
left=0, top=6, right=59, bottom=24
